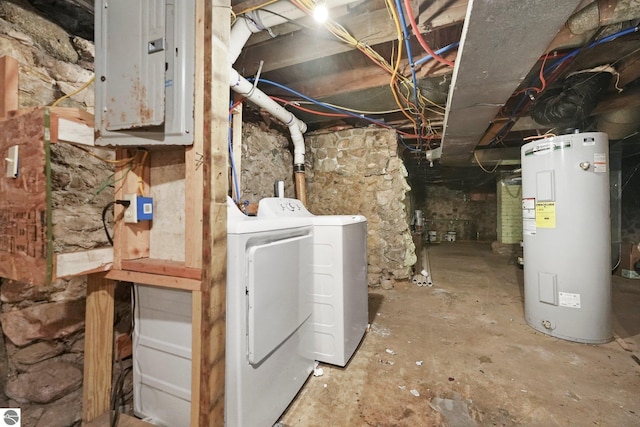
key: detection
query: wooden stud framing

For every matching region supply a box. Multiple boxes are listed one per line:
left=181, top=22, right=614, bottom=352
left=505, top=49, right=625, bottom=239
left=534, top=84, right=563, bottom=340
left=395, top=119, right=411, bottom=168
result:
left=82, top=0, right=230, bottom=425
left=0, top=56, right=18, bottom=119
left=82, top=275, right=115, bottom=423
left=195, top=0, right=230, bottom=424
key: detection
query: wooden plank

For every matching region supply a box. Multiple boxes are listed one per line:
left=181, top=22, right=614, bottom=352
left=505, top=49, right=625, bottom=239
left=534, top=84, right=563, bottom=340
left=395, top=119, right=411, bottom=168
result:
left=120, top=258, right=202, bottom=280
left=54, top=247, right=113, bottom=278
left=185, top=0, right=205, bottom=271
left=54, top=118, right=94, bottom=146
left=112, top=148, right=151, bottom=269
left=0, top=56, right=18, bottom=119
left=417, top=0, right=468, bottom=32
left=238, top=1, right=465, bottom=75
left=287, top=55, right=453, bottom=99
left=102, top=269, right=202, bottom=292
left=238, top=8, right=399, bottom=75
left=48, top=107, right=95, bottom=144
left=82, top=275, right=115, bottom=423
left=187, top=1, right=206, bottom=423
left=0, top=108, right=48, bottom=285
left=115, top=332, right=133, bottom=359
left=197, top=0, right=229, bottom=423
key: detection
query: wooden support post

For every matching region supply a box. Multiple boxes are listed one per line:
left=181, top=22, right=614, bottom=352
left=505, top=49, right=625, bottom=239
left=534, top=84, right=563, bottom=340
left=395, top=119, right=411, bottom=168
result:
left=191, top=0, right=230, bottom=425
left=82, top=275, right=116, bottom=423
left=0, top=56, right=18, bottom=119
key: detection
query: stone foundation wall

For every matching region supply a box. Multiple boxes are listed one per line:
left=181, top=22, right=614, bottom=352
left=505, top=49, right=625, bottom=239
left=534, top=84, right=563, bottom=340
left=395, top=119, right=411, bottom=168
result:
left=0, top=4, right=101, bottom=426
left=304, top=127, right=415, bottom=286
left=416, top=185, right=497, bottom=242
left=239, top=122, right=295, bottom=202
left=622, top=166, right=640, bottom=243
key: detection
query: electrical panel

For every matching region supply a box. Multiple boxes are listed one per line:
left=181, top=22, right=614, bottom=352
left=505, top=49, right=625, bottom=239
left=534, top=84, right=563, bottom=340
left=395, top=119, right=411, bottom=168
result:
left=95, top=0, right=195, bottom=146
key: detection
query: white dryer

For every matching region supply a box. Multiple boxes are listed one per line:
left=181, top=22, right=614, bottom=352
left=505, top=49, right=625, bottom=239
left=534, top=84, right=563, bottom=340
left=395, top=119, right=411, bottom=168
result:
left=133, top=198, right=315, bottom=427
left=258, top=198, right=368, bottom=367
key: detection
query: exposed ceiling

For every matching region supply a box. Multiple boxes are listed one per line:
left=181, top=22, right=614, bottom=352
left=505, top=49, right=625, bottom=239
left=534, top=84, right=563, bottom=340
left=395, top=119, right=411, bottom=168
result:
left=26, top=0, right=640, bottom=189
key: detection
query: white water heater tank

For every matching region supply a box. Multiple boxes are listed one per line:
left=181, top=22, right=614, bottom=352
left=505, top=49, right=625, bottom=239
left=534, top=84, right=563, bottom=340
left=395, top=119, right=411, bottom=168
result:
left=521, top=132, right=611, bottom=343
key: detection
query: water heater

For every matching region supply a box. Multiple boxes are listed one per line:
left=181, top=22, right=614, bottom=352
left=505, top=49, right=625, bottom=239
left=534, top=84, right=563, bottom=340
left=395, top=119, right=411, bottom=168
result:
left=521, top=132, right=611, bottom=343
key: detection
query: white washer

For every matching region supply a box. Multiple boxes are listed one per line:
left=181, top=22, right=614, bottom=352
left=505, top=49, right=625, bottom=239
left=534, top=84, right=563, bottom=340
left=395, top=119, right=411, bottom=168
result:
left=133, top=198, right=315, bottom=426
left=258, top=198, right=368, bottom=367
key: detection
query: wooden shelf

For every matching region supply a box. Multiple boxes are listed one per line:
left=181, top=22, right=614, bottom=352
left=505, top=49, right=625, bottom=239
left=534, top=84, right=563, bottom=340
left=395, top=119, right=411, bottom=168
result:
left=121, top=258, right=202, bottom=280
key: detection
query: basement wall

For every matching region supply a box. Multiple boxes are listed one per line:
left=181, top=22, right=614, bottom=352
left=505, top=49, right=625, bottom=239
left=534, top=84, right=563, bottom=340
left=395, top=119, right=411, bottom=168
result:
left=496, top=180, right=523, bottom=244
left=0, top=4, right=107, bottom=426
left=417, top=185, right=497, bottom=242
left=621, top=165, right=640, bottom=244
left=303, top=127, right=416, bottom=286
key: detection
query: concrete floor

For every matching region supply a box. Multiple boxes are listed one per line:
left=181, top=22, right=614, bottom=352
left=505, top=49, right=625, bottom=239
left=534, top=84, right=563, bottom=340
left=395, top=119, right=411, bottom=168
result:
left=280, top=242, right=640, bottom=426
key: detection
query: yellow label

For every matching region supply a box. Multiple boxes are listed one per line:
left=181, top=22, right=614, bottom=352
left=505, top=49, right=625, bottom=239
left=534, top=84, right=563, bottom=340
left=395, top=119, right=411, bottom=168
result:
left=536, top=202, right=556, bottom=228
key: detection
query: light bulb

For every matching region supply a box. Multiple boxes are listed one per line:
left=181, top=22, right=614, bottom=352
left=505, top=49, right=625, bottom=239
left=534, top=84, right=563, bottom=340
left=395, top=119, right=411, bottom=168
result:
left=313, top=3, right=328, bottom=23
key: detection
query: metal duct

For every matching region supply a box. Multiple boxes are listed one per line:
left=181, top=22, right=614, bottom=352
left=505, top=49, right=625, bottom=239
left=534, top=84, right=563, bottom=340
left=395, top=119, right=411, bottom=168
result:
left=440, top=0, right=584, bottom=166
left=597, top=107, right=640, bottom=139
left=569, top=0, right=640, bottom=35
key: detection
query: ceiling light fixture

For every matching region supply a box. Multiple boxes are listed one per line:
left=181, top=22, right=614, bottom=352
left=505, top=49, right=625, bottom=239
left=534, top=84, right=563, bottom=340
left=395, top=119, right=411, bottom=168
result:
left=313, top=2, right=328, bottom=23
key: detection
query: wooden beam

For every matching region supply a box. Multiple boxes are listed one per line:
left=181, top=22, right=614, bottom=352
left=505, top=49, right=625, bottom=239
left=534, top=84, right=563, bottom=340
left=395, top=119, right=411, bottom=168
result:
left=101, top=269, right=202, bottom=292
left=195, top=0, right=229, bottom=425
left=54, top=247, right=113, bottom=279
left=0, top=56, right=18, bottom=119
left=286, top=54, right=453, bottom=99
left=185, top=0, right=206, bottom=270
left=237, top=1, right=466, bottom=75
left=417, top=0, right=468, bottom=32
left=120, top=258, right=202, bottom=280
left=231, top=0, right=272, bottom=14
left=82, top=275, right=115, bottom=423
left=237, top=8, right=401, bottom=75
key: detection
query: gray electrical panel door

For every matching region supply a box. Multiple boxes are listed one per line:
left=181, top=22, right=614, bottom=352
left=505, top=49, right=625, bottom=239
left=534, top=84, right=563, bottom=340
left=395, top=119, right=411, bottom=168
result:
left=95, top=0, right=195, bottom=146
left=100, top=0, right=165, bottom=130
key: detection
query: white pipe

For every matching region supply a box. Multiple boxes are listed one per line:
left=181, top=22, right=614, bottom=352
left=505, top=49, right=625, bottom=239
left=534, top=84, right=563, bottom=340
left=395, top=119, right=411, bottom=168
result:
left=229, top=0, right=363, bottom=64
left=229, top=2, right=307, bottom=63
left=229, top=68, right=307, bottom=164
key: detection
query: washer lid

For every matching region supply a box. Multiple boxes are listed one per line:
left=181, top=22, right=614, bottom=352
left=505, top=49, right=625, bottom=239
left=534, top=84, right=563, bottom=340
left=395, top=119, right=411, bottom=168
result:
left=312, top=215, right=367, bottom=226
left=257, top=197, right=313, bottom=218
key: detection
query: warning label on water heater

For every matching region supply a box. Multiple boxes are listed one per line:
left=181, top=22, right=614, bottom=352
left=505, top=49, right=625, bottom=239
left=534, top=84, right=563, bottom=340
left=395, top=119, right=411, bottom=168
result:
left=522, top=198, right=536, bottom=236
left=535, top=202, right=556, bottom=228
left=594, top=153, right=607, bottom=173
left=559, top=292, right=581, bottom=308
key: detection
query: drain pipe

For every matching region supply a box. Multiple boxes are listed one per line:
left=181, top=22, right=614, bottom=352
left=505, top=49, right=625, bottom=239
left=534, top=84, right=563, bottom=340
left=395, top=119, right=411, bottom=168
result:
left=229, top=0, right=362, bottom=204
left=229, top=68, right=308, bottom=204
left=229, top=0, right=361, bottom=65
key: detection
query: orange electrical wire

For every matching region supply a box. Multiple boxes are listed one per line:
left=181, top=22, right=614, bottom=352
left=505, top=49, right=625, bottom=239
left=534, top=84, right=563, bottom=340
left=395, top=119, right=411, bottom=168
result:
left=403, top=0, right=454, bottom=67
